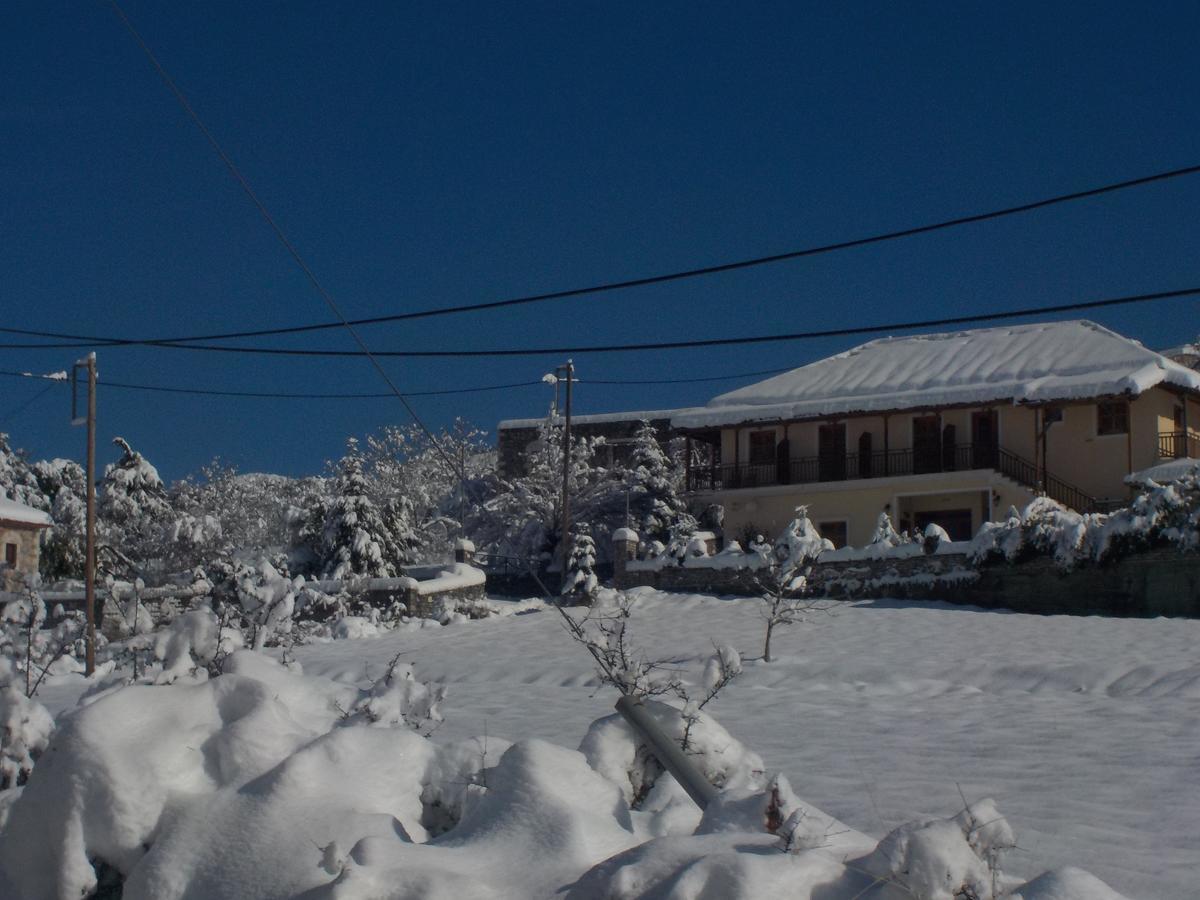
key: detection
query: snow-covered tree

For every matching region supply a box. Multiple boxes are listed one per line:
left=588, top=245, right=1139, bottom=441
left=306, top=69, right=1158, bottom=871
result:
left=624, top=420, right=696, bottom=545
left=98, top=437, right=173, bottom=575
left=33, top=459, right=88, bottom=581
left=560, top=532, right=599, bottom=603
left=0, top=433, right=47, bottom=511
left=753, top=508, right=835, bottom=662
left=472, top=410, right=602, bottom=563
left=321, top=438, right=401, bottom=579
left=364, top=419, right=492, bottom=559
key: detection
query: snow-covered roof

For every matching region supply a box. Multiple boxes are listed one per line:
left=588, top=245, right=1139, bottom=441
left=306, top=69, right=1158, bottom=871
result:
left=0, top=497, right=52, bottom=527
left=499, top=408, right=694, bottom=430
left=673, top=320, right=1200, bottom=429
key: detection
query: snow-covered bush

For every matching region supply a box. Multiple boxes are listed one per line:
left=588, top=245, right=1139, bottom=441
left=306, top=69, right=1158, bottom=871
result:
left=970, top=474, right=1200, bottom=569
left=0, top=586, right=85, bottom=697
left=870, top=510, right=903, bottom=548
left=152, top=607, right=244, bottom=683
left=773, top=505, right=831, bottom=569
left=0, top=686, right=53, bottom=789
left=860, top=797, right=1016, bottom=900
left=341, top=651, right=446, bottom=734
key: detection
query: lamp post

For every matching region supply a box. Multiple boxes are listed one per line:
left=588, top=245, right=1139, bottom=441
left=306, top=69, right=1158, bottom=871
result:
left=545, top=361, right=574, bottom=585
left=71, top=353, right=97, bottom=676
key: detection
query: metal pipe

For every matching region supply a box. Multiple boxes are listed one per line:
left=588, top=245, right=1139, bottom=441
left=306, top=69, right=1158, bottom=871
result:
left=614, top=695, right=717, bottom=809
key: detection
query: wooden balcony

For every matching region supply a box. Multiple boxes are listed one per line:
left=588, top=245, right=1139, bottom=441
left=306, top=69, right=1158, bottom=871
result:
left=1158, top=430, right=1200, bottom=459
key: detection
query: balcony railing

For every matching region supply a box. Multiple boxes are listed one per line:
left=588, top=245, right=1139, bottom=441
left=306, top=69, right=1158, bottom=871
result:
left=687, top=442, right=1103, bottom=513
left=1158, top=431, right=1200, bottom=459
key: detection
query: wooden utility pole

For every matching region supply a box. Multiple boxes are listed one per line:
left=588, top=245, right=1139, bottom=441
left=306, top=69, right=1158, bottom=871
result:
left=559, top=360, right=574, bottom=582
left=72, top=353, right=97, bottom=675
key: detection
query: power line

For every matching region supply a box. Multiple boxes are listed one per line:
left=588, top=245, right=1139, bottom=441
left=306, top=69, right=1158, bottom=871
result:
left=106, top=0, right=463, bottom=477
left=2, top=162, right=1197, bottom=350
left=0, top=365, right=804, bottom=402
left=3, top=285, right=1195, bottom=357
left=0, top=380, right=59, bottom=427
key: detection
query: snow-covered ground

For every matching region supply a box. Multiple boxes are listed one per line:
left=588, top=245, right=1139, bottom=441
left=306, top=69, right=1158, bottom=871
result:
left=284, top=589, right=1200, bottom=900
left=16, top=588, right=1196, bottom=898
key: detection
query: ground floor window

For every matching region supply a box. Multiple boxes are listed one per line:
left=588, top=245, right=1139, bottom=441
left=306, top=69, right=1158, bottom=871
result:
left=818, top=520, right=848, bottom=549
left=4, top=543, right=16, bottom=567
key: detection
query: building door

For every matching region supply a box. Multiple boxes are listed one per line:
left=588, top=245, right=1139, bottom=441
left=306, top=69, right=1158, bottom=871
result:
left=912, top=415, right=941, bottom=474
left=857, top=431, right=873, bottom=478
left=818, top=422, right=846, bottom=481
left=971, top=410, right=999, bottom=469
left=914, top=509, right=973, bottom=541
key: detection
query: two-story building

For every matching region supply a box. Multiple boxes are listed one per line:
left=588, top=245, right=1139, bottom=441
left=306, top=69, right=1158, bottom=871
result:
left=671, top=320, right=1200, bottom=546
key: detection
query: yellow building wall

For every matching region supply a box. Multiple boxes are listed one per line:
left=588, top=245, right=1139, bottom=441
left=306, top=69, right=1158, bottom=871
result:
left=707, top=470, right=1037, bottom=547
left=704, top=387, right=1195, bottom=541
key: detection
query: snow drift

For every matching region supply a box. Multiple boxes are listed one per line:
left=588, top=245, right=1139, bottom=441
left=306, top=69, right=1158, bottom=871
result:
left=0, top=648, right=1129, bottom=899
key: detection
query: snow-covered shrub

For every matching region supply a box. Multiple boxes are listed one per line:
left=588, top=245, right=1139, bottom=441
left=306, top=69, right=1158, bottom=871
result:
left=860, top=798, right=1016, bottom=900
left=1092, top=466, right=1200, bottom=560
left=342, top=651, right=446, bottom=734
left=922, top=521, right=951, bottom=554
left=0, top=586, right=85, bottom=697
left=0, top=686, right=53, bottom=789
left=773, top=505, right=831, bottom=569
left=870, top=511, right=903, bottom=548
left=561, top=532, right=600, bottom=603
left=152, top=608, right=243, bottom=683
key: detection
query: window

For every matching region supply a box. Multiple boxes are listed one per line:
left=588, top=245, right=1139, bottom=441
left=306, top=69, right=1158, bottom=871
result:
left=1097, top=401, right=1129, bottom=436
left=818, top=521, right=848, bottom=549
left=4, top=543, right=16, bottom=567
left=748, top=430, right=776, bottom=465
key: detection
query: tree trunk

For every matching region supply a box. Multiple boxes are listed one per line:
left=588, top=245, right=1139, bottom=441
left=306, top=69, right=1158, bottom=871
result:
left=763, top=619, right=775, bottom=663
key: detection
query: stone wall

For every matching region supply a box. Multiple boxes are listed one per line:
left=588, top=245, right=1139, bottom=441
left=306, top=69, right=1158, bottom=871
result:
left=611, top=533, right=1200, bottom=617
left=0, top=523, right=44, bottom=588
left=969, top=547, right=1199, bottom=617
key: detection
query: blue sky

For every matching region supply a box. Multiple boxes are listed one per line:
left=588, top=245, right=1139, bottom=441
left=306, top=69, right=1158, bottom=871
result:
left=2, top=2, right=1197, bottom=482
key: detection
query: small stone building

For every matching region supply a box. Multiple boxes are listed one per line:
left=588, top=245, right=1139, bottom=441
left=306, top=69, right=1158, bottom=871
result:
left=0, top=497, right=52, bottom=589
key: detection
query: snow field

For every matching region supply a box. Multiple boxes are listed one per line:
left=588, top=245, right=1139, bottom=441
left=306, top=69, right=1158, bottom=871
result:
left=8, top=589, right=1194, bottom=897
left=291, top=590, right=1199, bottom=899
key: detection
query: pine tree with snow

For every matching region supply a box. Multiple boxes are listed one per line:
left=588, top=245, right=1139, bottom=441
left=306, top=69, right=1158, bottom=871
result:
left=321, top=438, right=401, bottom=579
left=625, top=420, right=696, bottom=544
left=98, top=437, right=173, bottom=575
left=33, top=459, right=88, bottom=581
left=0, top=433, right=48, bottom=512
left=560, top=531, right=599, bottom=603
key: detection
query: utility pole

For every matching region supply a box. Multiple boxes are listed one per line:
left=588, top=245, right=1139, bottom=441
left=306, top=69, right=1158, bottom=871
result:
left=72, top=353, right=97, bottom=676
left=558, top=360, right=574, bottom=584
